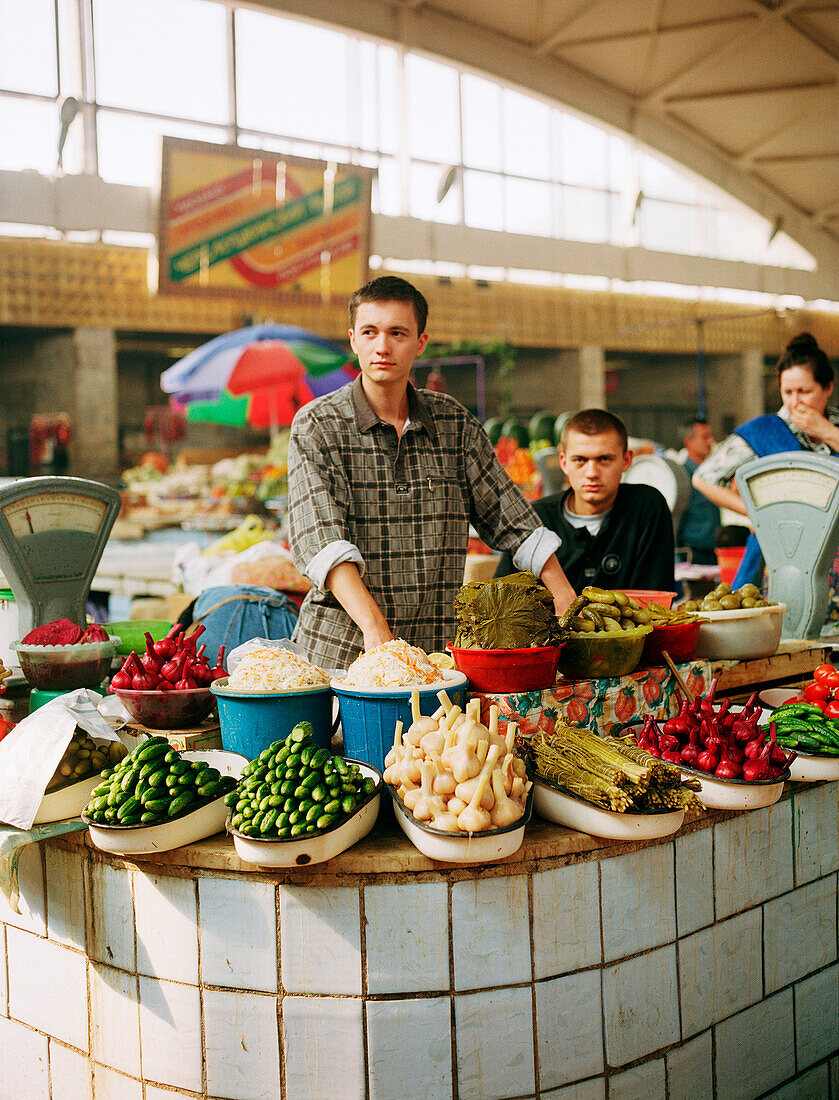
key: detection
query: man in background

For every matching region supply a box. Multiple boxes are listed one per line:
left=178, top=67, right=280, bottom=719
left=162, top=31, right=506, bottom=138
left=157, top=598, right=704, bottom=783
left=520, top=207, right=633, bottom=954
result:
left=495, top=409, right=675, bottom=592
left=676, top=417, right=720, bottom=565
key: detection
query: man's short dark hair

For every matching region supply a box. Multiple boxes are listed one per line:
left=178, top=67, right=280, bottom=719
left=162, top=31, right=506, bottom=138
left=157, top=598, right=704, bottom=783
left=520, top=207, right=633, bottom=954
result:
left=561, top=409, right=628, bottom=453
left=681, top=415, right=708, bottom=440
left=349, top=275, right=429, bottom=334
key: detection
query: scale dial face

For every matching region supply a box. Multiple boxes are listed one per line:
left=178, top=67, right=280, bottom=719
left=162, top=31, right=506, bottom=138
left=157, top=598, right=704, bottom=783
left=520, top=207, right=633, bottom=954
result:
left=744, top=468, right=838, bottom=510
left=1, top=493, right=110, bottom=539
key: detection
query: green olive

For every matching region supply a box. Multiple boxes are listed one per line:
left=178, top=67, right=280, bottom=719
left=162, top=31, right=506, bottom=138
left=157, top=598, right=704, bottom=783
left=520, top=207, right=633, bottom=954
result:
left=754, top=598, right=769, bottom=607
left=714, top=583, right=732, bottom=597
left=740, top=597, right=757, bottom=608
left=738, top=583, right=761, bottom=599
left=702, top=599, right=723, bottom=611
left=719, top=594, right=740, bottom=610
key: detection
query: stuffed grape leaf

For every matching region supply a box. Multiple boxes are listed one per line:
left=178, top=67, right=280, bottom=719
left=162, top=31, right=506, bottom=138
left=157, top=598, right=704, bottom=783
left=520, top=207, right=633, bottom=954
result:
left=454, top=571, right=562, bottom=648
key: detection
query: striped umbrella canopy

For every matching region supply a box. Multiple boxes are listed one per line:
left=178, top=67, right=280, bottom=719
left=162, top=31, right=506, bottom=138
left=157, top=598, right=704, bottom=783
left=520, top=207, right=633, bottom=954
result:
left=161, top=323, right=358, bottom=429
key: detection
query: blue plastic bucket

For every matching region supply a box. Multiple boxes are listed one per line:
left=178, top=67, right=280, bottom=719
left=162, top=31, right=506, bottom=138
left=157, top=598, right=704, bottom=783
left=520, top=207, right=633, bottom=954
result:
left=332, top=674, right=468, bottom=772
left=210, top=678, right=333, bottom=760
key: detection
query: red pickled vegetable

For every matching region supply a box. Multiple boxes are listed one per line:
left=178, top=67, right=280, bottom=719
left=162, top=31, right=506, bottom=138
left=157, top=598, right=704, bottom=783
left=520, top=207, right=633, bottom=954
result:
left=680, top=742, right=700, bottom=765
left=211, top=644, right=227, bottom=681
left=744, top=737, right=764, bottom=760
left=161, top=649, right=188, bottom=683
left=22, top=618, right=83, bottom=646
left=715, top=754, right=742, bottom=779
left=80, top=623, right=109, bottom=643
left=154, top=623, right=183, bottom=660
left=132, top=666, right=158, bottom=691
left=110, top=667, right=133, bottom=691
left=696, top=747, right=719, bottom=773
left=141, top=632, right=162, bottom=673
left=662, top=750, right=683, bottom=765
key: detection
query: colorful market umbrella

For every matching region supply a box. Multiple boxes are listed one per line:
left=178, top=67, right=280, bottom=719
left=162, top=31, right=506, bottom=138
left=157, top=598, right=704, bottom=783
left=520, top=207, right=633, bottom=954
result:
left=161, top=324, right=358, bottom=429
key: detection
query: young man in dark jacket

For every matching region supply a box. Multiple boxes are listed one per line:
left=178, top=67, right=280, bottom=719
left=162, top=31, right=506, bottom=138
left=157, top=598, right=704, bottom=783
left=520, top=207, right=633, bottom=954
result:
left=495, top=409, right=675, bottom=592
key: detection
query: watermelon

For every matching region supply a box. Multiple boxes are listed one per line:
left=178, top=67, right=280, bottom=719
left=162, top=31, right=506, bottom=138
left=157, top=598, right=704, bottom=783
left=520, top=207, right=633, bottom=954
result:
left=528, top=411, right=556, bottom=445
left=501, top=419, right=530, bottom=448
left=482, top=416, right=505, bottom=445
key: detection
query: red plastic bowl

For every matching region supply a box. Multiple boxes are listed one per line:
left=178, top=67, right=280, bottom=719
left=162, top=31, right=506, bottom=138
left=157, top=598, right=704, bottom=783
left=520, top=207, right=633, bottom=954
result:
left=621, top=589, right=677, bottom=609
left=641, top=620, right=700, bottom=665
left=447, top=645, right=562, bottom=693
left=113, top=687, right=215, bottom=730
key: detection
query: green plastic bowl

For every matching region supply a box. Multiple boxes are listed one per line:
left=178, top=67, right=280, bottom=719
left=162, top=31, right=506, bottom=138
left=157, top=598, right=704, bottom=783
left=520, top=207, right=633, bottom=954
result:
left=557, top=625, right=652, bottom=680
left=104, top=620, right=172, bottom=656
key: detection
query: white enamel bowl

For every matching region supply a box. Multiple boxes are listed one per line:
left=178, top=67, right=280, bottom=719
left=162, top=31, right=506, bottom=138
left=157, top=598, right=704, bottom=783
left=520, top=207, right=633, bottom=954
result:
left=388, top=785, right=531, bottom=864
left=758, top=687, right=800, bottom=710
left=34, top=773, right=104, bottom=825
left=533, top=777, right=685, bottom=841
left=787, top=752, right=839, bottom=782
left=84, top=750, right=248, bottom=856
left=694, top=603, right=787, bottom=661
left=229, top=761, right=382, bottom=868
left=619, top=718, right=787, bottom=811
left=676, top=759, right=788, bottom=810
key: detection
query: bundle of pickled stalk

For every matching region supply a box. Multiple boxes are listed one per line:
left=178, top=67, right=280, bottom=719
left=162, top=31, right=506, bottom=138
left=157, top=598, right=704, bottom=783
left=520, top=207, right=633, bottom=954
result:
left=529, top=724, right=702, bottom=814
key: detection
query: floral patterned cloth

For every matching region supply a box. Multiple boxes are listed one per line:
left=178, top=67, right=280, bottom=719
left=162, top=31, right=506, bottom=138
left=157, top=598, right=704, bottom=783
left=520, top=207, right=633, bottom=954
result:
left=475, top=660, right=725, bottom=738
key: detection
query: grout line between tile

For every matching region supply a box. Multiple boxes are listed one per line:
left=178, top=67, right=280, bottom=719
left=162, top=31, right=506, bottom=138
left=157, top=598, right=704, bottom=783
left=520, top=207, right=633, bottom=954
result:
left=276, top=883, right=286, bottom=1100
left=194, top=877, right=207, bottom=1099
left=448, top=878, right=458, bottom=1100
left=526, top=872, right=539, bottom=1098
left=359, top=882, right=370, bottom=1100
left=672, top=839, right=684, bottom=1047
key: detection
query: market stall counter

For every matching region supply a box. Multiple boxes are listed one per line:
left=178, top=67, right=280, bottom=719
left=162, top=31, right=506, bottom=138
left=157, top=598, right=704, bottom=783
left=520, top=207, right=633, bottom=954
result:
left=1, top=780, right=837, bottom=1100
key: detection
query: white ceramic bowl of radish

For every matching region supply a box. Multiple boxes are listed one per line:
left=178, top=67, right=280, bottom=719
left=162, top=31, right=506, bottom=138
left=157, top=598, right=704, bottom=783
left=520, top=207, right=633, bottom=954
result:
left=228, top=762, right=382, bottom=868
left=675, top=758, right=788, bottom=810
left=533, top=777, right=685, bottom=841
left=388, top=785, right=531, bottom=864
left=622, top=714, right=789, bottom=810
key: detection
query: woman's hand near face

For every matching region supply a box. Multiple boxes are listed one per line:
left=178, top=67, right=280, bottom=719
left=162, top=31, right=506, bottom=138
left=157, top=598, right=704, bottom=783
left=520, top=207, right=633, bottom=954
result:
left=789, top=403, right=838, bottom=447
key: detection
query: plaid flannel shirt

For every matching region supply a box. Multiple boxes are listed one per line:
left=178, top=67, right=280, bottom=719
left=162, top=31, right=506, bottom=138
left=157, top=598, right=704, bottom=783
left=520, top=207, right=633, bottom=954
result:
left=287, top=377, right=548, bottom=669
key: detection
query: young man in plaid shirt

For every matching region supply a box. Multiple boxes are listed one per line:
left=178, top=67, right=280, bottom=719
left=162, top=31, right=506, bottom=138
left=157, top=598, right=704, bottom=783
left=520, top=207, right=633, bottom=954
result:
left=287, top=276, right=576, bottom=670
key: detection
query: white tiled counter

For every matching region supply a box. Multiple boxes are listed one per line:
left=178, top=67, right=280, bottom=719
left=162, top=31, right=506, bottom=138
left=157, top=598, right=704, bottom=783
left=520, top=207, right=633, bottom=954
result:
left=1, top=784, right=838, bottom=1100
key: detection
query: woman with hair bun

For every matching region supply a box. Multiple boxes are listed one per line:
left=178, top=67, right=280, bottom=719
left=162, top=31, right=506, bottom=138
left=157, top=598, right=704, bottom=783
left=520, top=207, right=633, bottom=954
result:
left=693, top=332, right=839, bottom=602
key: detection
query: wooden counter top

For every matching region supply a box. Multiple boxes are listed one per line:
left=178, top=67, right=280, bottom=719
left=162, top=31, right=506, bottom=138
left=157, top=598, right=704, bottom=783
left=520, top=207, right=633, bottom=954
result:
left=51, top=796, right=752, bottom=884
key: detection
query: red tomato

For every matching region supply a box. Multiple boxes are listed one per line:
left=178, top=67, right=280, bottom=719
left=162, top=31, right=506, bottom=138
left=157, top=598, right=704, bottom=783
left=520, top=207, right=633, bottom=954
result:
left=824, top=700, right=839, bottom=720
left=825, top=672, right=839, bottom=691
left=812, top=663, right=837, bottom=681
left=804, top=681, right=831, bottom=703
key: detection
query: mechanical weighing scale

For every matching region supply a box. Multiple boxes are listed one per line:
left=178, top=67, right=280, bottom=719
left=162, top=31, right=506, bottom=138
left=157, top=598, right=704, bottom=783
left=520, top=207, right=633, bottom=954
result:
left=735, top=452, right=839, bottom=639
left=0, top=477, right=121, bottom=638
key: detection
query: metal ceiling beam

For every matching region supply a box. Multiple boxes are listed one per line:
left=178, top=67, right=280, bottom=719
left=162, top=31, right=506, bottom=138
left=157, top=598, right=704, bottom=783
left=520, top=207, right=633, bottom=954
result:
left=664, top=80, right=835, bottom=107
left=642, top=0, right=809, bottom=107
left=248, top=0, right=839, bottom=286
left=534, top=0, right=605, bottom=56
left=735, top=87, right=838, bottom=167
left=545, top=12, right=751, bottom=52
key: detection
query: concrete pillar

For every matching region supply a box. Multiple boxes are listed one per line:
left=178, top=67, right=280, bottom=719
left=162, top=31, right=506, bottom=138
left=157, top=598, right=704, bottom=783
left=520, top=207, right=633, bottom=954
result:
left=578, top=345, right=606, bottom=410
left=520, top=345, right=605, bottom=413
left=708, top=348, right=765, bottom=438
left=72, top=328, right=119, bottom=482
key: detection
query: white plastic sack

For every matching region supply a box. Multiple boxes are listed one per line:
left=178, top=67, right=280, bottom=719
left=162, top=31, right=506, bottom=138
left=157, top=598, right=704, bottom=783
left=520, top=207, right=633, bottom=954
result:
left=173, top=539, right=295, bottom=596
left=0, top=690, right=126, bottom=830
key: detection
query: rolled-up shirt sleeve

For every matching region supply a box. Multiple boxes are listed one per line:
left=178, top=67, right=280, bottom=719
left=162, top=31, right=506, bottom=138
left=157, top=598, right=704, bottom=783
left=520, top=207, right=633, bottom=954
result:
left=305, top=541, right=365, bottom=590
left=288, top=413, right=357, bottom=590
left=513, top=526, right=561, bottom=576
